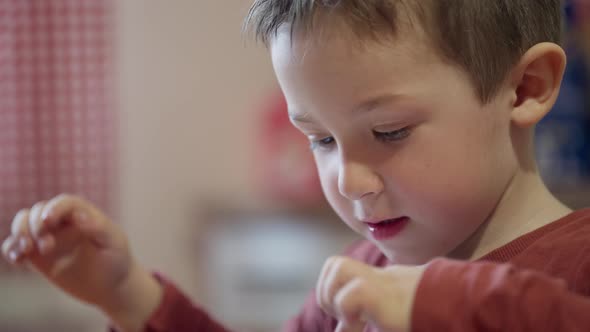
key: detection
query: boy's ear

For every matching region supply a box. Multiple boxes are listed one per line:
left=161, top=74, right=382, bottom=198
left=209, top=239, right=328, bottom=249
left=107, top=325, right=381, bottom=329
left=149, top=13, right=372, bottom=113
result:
left=509, top=42, right=566, bottom=128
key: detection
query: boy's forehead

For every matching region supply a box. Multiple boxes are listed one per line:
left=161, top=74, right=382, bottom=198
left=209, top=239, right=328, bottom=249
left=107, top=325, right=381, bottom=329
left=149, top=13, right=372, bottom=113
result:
left=270, top=24, right=436, bottom=75
left=271, top=28, right=457, bottom=116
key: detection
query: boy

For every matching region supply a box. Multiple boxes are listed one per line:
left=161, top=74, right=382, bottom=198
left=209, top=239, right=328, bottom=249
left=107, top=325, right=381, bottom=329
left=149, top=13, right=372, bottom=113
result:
left=3, top=0, right=590, bottom=331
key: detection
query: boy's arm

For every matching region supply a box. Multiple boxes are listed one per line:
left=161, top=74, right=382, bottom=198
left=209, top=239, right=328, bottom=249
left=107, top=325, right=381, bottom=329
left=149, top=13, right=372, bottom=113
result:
left=110, top=274, right=231, bottom=332
left=110, top=240, right=377, bottom=332
left=110, top=274, right=332, bottom=332
left=412, top=258, right=590, bottom=332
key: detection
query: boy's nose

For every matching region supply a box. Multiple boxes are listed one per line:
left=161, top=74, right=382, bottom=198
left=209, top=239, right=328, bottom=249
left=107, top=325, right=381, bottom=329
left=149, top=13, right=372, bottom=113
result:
left=337, top=161, right=383, bottom=201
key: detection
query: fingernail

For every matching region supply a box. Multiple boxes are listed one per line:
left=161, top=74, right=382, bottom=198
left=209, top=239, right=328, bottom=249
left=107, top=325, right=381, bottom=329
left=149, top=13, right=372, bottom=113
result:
left=8, top=250, right=18, bottom=262
left=41, top=210, right=50, bottom=221
left=18, top=237, right=29, bottom=251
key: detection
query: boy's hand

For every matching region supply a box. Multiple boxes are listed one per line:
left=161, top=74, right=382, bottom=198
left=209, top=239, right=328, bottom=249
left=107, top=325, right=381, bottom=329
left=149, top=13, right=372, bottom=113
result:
left=1, top=194, right=162, bottom=332
left=317, top=256, right=426, bottom=332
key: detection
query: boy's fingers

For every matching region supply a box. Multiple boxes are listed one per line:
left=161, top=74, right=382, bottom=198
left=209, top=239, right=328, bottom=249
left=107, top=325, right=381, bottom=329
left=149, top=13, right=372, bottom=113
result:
left=317, top=256, right=344, bottom=317
left=317, top=256, right=338, bottom=307
left=11, top=209, right=31, bottom=237
left=322, top=258, right=351, bottom=315
left=29, top=201, right=47, bottom=234
left=27, top=194, right=114, bottom=249
left=318, top=257, right=375, bottom=318
left=23, top=201, right=47, bottom=252
left=2, top=236, right=23, bottom=264
left=50, top=195, right=114, bottom=248
left=70, top=209, right=112, bottom=248
left=32, top=194, right=84, bottom=238
left=334, top=278, right=376, bottom=326
left=2, top=236, right=15, bottom=260
left=37, top=234, right=56, bottom=255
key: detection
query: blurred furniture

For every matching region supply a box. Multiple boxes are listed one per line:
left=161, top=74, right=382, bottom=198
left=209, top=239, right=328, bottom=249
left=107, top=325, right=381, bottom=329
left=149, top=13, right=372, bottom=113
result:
left=194, top=201, right=359, bottom=332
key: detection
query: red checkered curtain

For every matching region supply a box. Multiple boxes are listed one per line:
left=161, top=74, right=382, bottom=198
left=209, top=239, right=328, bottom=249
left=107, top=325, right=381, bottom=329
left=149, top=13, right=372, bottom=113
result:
left=0, top=1, right=117, bottom=250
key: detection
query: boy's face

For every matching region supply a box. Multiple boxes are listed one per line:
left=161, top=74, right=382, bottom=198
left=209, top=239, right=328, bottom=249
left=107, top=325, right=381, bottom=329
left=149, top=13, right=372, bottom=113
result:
left=270, top=27, right=519, bottom=264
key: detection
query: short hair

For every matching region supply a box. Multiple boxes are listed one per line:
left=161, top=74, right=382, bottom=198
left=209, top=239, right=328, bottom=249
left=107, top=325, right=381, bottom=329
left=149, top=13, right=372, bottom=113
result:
left=245, top=0, right=562, bottom=103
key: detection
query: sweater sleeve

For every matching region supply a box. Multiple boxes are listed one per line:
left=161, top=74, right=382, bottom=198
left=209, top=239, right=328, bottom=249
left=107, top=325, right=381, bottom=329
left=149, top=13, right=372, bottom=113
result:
left=109, top=274, right=231, bottom=332
left=411, top=258, right=590, bottom=332
left=108, top=275, right=334, bottom=332
left=283, top=240, right=383, bottom=332
left=110, top=274, right=335, bottom=332
left=110, top=240, right=378, bottom=332
left=143, top=275, right=231, bottom=332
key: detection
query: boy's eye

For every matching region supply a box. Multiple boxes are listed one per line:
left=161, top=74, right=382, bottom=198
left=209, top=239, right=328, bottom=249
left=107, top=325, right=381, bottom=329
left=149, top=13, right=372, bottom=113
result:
left=310, top=136, right=335, bottom=150
left=373, top=127, right=412, bottom=142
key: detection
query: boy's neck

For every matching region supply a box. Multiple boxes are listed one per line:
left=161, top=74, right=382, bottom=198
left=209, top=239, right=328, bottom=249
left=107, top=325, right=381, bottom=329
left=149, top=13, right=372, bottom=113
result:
left=449, top=169, right=572, bottom=261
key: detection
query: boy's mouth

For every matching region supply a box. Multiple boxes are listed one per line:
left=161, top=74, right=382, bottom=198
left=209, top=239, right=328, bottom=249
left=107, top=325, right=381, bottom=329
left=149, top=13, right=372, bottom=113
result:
left=364, top=216, right=410, bottom=240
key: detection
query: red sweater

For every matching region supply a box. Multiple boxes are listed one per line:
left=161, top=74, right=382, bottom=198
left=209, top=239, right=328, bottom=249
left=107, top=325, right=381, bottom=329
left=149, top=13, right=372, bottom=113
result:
left=133, top=209, right=590, bottom=332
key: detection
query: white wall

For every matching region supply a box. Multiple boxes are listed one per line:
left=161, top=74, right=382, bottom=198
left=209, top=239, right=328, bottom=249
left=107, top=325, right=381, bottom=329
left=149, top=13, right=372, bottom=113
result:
left=117, top=0, right=277, bottom=299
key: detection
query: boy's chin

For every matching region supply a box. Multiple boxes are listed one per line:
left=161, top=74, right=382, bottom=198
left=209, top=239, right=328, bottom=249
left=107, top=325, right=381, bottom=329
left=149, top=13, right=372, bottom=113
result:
left=375, top=243, right=435, bottom=266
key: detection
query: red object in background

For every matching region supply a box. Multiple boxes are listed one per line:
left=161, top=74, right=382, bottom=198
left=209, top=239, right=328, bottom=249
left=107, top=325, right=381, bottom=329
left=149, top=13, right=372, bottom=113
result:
left=257, top=93, right=324, bottom=207
left=0, top=0, right=117, bottom=260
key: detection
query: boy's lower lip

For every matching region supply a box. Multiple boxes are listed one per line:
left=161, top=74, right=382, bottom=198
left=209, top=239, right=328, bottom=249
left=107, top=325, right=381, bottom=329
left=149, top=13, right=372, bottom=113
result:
left=366, top=217, right=409, bottom=240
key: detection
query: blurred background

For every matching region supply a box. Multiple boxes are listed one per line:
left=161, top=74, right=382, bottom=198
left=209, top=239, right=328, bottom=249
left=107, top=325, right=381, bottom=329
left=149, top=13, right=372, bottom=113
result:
left=0, top=1, right=588, bottom=331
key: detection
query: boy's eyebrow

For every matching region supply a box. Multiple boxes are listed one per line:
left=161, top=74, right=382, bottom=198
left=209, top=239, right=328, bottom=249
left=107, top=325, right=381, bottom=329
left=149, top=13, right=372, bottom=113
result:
left=288, top=93, right=405, bottom=123
left=288, top=111, right=314, bottom=123
left=352, top=93, right=402, bottom=114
